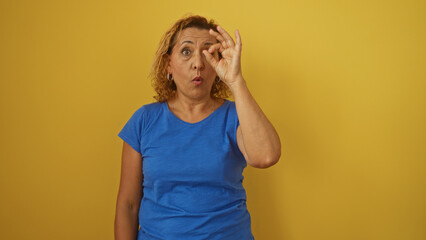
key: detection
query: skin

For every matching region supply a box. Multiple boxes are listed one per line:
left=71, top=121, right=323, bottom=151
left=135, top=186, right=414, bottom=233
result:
left=115, top=141, right=142, bottom=240
left=204, top=26, right=281, bottom=169
left=115, top=25, right=282, bottom=240
left=166, top=27, right=223, bottom=122
left=167, top=26, right=281, bottom=168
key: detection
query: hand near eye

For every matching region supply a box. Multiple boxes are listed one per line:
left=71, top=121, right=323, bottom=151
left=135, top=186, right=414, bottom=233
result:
left=203, top=26, right=243, bottom=87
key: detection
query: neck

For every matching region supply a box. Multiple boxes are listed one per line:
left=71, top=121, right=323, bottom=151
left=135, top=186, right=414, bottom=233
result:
left=170, top=94, right=216, bottom=114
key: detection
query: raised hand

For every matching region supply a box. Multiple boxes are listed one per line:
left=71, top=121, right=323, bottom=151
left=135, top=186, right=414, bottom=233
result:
left=203, top=25, right=243, bottom=87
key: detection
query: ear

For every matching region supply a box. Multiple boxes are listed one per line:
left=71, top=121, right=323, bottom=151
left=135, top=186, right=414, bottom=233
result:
left=166, top=54, right=172, bottom=73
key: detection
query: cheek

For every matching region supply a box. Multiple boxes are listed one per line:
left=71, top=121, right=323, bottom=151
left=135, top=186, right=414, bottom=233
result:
left=172, top=58, right=189, bottom=71
left=205, top=63, right=215, bottom=73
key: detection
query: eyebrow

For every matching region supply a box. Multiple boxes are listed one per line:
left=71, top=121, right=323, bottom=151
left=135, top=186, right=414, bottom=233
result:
left=180, top=40, right=214, bottom=46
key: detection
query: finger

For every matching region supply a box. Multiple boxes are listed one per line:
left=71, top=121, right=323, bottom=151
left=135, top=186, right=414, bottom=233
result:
left=235, top=29, right=242, bottom=56
left=221, top=40, right=228, bottom=49
left=208, top=43, right=224, bottom=53
left=210, top=28, right=230, bottom=50
left=209, top=29, right=226, bottom=44
left=235, top=29, right=242, bottom=47
left=217, top=25, right=235, bottom=47
left=202, top=49, right=219, bottom=68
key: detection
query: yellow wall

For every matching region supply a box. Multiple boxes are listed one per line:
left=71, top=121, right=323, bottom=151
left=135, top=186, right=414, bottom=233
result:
left=1, top=0, right=425, bottom=239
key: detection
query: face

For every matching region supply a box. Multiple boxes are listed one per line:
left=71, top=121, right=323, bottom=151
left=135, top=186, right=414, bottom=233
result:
left=167, top=27, right=220, bottom=101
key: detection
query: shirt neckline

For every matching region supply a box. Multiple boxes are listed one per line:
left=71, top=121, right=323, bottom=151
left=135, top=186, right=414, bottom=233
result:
left=164, top=99, right=229, bottom=126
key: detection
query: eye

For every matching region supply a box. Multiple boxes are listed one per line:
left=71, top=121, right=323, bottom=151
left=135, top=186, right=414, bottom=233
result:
left=181, top=48, right=191, bottom=56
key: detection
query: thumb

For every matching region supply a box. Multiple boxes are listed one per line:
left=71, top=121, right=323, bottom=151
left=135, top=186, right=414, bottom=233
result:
left=203, top=50, right=219, bottom=69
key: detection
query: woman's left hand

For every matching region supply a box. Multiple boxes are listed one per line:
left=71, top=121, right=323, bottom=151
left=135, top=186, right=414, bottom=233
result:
left=203, top=25, right=244, bottom=87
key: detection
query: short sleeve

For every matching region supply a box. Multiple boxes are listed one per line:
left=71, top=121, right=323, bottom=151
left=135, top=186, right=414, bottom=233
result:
left=229, top=101, right=240, bottom=145
left=118, top=106, right=145, bottom=154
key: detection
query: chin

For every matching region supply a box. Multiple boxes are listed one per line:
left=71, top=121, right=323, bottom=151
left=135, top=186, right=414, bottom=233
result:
left=190, top=90, right=212, bottom=99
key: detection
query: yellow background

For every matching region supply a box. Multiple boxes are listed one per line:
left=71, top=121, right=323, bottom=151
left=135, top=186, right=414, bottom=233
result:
left=1, top=0, right=425, bottom=239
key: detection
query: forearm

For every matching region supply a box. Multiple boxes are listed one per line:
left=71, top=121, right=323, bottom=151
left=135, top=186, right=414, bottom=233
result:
left=229, top=76, right=281, bottom=167
left=114, top=203, right=140, bottom=240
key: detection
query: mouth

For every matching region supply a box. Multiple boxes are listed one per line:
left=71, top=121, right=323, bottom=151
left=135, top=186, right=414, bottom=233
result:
left=192, top=76, right=204, bottom=85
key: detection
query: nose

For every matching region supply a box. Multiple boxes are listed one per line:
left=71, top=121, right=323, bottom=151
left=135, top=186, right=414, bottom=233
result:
left=192, top=51, right=205, bottom=71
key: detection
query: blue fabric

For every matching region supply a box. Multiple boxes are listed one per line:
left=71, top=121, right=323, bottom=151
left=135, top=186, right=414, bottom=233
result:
left=118, top=99, right=254, bottom=240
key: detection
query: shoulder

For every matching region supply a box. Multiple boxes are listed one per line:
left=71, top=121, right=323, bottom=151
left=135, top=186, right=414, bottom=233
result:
left=224, top=99, right=237, bottom=114
left=218, top=99, right=238, bottom=125
left=124, top=102, right=163, bottom=126
left=132, top=101, right=163, bottom=116
left=217, top=98, right=234, bottom=109
left=141, top=102, right=165, bottom=111
left=226, top=99, right=236, bottom=108
left=138, top=101, right=165, bottom=128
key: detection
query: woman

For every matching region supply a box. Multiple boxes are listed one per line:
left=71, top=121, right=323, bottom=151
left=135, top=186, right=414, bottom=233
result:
left=115, top=15, right=281, bottom=240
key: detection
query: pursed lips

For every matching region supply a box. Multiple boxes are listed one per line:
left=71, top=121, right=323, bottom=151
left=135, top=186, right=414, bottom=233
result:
left=193, top=76, right=203, bottom=81
left=192, top=76, right=203, bottom=85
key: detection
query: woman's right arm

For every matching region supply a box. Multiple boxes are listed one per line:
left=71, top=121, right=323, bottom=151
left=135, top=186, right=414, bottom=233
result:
left=114, top=141, right=143, bottom=240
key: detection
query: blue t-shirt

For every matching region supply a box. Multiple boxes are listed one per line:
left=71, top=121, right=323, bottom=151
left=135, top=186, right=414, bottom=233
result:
left=118, top=99, right=254, bottom=240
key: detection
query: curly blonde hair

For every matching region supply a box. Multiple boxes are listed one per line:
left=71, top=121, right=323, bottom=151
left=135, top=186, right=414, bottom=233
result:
left=149, top=14, right=232, bottom=102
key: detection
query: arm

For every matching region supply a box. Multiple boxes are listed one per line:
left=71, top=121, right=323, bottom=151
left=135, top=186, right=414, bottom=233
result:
left=114, top=141, right=143, bottom=240
left=203, top=26, right=281, bottom=168
left=232, top=78, right=281, bottom=168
